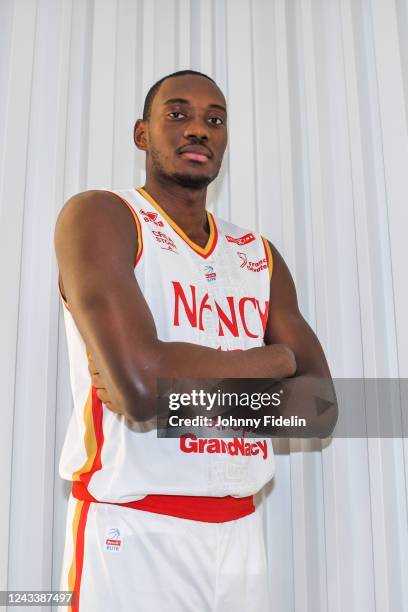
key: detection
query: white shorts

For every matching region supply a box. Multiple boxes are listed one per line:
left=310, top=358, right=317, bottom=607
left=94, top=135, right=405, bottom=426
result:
left=59, top=493, right=271, bottom=612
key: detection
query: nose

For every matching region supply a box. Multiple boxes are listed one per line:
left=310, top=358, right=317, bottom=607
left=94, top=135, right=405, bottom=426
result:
left=183, top=115, right=210, bottom=141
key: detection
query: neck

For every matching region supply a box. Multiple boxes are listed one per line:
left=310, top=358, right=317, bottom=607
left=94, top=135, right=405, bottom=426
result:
left=142, top=176, right=210, bottom=244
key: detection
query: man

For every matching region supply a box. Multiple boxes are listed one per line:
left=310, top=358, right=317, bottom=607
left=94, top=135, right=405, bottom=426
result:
left=55, top=70, right=336, bottom=611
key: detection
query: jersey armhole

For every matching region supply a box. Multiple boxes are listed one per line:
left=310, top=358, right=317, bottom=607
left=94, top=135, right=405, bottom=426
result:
left=57, top=190, right=143, bottom=310
left=261, top=236, right=273, bottom=281
left=58, top=272, right=70, bottom=311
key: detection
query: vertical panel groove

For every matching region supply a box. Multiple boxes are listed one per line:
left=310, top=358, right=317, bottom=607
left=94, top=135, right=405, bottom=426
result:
left=367, top=0, right=401, bottom=380
left=249, top=0, right=259, bottom=232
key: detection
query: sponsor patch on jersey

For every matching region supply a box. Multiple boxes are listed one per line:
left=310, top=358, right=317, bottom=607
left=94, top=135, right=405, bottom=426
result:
left=152, top=230, right=178, bottom=252
left=225, top=232, right=255, bottom=245
left=180, top=434, right=268, bottom=460
left=140, top=209, right=164, bottom=227
left=237, top=252, right=268, bottom=272
left=105, top=528, right=122, bottom=552
left=204, top=264, right=217, bottom=282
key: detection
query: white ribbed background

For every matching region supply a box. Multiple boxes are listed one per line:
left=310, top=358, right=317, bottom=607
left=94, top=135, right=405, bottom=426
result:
left=1, top=1, right=407, bottom=610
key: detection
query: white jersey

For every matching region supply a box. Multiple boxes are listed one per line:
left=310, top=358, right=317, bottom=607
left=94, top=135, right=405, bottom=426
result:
left=58, top=187, right=275, bottom=519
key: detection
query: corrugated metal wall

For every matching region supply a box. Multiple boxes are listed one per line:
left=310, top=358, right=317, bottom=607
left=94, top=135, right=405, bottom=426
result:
left=1, top=0, right=407, bottom=610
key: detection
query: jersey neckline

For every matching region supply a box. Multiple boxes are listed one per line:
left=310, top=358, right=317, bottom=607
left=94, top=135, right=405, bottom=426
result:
left=135, top=187, right=218, bottom=259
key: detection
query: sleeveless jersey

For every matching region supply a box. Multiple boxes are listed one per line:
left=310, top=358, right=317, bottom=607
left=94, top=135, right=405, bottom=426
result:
left=58, top=187, right=276, bottom=521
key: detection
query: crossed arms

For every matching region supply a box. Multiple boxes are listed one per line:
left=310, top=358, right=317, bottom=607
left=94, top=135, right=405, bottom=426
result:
left=55, top=190, right=337, bottom=436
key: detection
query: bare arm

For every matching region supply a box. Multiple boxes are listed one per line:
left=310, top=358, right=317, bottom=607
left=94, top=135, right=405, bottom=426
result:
left=263, top=241, right=338, bottom=437
left=55, top=191, right=295, bottom=422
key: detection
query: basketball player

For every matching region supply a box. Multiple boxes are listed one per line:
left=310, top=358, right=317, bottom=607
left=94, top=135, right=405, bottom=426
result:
left=55, top=70, right=336, bottom=611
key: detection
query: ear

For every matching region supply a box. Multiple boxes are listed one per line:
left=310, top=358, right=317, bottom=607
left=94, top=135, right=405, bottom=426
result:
left=134, top=118, right=149, bottom=151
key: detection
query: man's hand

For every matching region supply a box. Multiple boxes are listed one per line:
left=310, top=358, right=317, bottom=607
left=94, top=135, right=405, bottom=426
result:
left=87, top=351, right=123, bottom=415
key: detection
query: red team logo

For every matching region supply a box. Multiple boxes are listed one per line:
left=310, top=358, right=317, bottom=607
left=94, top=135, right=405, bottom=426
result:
left=225, top=232, right=255, bottom=245
left=140, top=209, right=164, bottom=227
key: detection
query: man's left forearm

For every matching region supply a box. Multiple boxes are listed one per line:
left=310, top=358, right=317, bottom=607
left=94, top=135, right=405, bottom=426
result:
left=265, top=374, right=338, bottom=438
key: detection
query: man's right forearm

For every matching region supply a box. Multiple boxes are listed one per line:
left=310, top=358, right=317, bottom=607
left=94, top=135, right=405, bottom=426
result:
left=154, top=341, right=295, bottom=378
left=119, top=341, right=296, bottom=422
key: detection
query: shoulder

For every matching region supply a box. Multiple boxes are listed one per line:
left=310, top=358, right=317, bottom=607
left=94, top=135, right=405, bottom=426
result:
left=55, top=189, right=139, bottom=246
left=55, top=189, right=139, bottom=272
left=264, top=240, right=290, bottom=277
left=263, top=238, right=299, bottom=309
left=56, top=189, right=136, bottom=226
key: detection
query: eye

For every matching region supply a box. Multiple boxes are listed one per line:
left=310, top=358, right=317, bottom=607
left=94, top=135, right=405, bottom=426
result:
left=208, top=116, right=224, bottom=126
left=168, top=111, right=186, bottom=120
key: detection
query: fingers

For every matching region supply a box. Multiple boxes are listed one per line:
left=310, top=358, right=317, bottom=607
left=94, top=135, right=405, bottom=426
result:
left=94, top=386, right=110, bottom=403
left=86, top=350, right=104, bottom=387
left=95, top=387, right=117, bottom=410
left=87, top=351, right=99, bottom=376
left=94, top=386, right=123, bottom=414
left=86, top=349, right=123, bottom=415
left=90, top=371, right=105, bottom=389
left=86, top=350, right=123, bottom=414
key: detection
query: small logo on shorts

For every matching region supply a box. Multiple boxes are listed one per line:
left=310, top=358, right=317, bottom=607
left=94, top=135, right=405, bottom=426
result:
left=105, top=528, right=122, bottom=552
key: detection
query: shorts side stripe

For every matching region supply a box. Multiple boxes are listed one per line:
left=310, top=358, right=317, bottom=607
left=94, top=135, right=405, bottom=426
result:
left=68, top=500, right=90, bottom=611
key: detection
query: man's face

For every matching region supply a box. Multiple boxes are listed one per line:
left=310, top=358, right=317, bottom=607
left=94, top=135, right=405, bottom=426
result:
left=135, top=75, right=228, bottom=189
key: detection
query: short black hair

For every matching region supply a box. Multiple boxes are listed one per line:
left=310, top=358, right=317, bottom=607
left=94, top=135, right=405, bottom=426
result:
left=142, top=69, right=217, bottom=121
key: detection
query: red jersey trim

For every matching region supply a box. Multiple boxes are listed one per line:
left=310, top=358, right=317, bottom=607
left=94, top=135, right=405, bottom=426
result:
left=72, top=480, right=255, bottom=523
left=72, top=386, right=105, bottom=486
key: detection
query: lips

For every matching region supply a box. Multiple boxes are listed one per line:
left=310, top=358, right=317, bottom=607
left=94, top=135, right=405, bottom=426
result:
left=178, top=144, right=212, bottom=163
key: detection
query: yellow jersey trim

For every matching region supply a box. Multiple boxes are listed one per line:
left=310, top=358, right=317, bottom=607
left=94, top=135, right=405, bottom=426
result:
left=261, top=236, right=273, bottom=280
left=72, top=388, right=97, bottom=482
left=136, top=187, right=217, bottom=257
